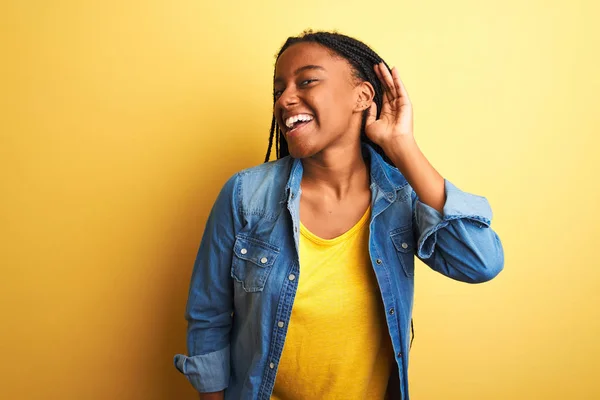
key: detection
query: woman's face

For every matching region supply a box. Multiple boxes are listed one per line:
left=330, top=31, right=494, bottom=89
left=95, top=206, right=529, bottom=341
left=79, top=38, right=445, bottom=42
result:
left=273, top=42, right=369, bottom=159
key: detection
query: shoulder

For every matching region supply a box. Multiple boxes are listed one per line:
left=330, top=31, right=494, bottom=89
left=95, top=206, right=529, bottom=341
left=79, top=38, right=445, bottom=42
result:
left=218, top=157, right=293, bottom=214
left=239, top=157, right=292, bottom=196
left=237, top=156, right=293, bottom=178
left=219, top=157, right=293, bottom=190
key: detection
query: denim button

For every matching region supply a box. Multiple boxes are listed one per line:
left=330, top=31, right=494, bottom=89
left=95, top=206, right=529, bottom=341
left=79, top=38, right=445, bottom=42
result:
left=376, top=259, right=382, bottom=265
left=278, top=321, right=284, bottom=328
left=288, top=274, right=296, bottom=281
left=260, top=257, right=268, bottom=264
left=269, top=363, right=275, bottom=369
left=241, top=248, right=248, bottom=255
left=389, top=308, right=395, bottom=315
left=401, top=243, right=408, bottom=249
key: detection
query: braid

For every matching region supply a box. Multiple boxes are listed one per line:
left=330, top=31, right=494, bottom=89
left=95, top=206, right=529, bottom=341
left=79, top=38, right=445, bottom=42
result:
left=264, top=117, right=276, bottom=163
left=264, top=30, right=393, bottom=165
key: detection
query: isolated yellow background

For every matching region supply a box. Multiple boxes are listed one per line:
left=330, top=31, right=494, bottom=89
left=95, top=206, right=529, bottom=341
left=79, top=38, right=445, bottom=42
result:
left=2, top=1, right=599, bottom=399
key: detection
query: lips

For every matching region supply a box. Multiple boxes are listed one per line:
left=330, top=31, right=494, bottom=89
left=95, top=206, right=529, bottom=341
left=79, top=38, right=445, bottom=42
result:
left=285, top=119, right=313, bottom=137
left=280, top=112, right=315, bottom=134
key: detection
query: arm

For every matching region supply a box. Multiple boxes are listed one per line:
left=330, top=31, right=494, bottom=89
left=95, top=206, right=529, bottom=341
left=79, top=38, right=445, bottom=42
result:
left=367, top=63, right=504, bottom=283
left=382, top=135, right=445, bottom=213
left=386, top=135, right=504, bottom=283
left=410, top=179, right=504, bottom=283
left=174, top=174, right=240, bottom=393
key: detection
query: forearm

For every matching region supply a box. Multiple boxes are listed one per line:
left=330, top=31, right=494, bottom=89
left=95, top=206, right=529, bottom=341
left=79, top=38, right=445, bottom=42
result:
left=199, top=391, right=224, bottom=400
left=383, top=136, right=445, bottom=213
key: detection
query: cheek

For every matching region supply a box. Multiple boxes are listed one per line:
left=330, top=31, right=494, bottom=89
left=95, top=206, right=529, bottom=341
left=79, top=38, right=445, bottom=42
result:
left=323, top=91, right=355, bottom=127
left=309, top=89, right=349, bottom=124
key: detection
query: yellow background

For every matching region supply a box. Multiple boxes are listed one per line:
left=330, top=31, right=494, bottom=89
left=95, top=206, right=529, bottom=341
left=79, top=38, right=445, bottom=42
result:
left=2, top=0, right=599, bottom=399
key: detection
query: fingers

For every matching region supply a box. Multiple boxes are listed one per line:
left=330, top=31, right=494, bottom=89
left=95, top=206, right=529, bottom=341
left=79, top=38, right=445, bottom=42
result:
left=391, top=67, right=411, bottom=105
left=374, top=62, right=411, bottom=106
left=374, top=63, right=397, bottom=105
left=365, top=101, right=377, bottom=126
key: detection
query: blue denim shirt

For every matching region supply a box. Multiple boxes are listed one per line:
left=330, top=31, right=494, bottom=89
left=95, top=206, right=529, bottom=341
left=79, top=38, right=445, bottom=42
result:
left=174, top=144, right=504, bottom=400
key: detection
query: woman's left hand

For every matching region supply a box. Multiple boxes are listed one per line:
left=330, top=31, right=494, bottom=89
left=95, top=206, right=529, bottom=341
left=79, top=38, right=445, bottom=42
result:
left=365, top=63, right=414, bottom=149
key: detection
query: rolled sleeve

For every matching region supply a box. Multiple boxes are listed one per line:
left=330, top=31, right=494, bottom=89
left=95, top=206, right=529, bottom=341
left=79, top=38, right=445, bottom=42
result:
left=415, top=180, right=493, bottom=259
left=174, top=346, right=230, bottom=393
left=413, top=179, right=504, bottom=283
left=440, top=180, right=493, bottom=226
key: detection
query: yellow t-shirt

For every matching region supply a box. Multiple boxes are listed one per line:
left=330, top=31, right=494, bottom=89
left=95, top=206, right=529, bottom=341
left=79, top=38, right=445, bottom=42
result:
left=271, top=206, right=394, bottom=400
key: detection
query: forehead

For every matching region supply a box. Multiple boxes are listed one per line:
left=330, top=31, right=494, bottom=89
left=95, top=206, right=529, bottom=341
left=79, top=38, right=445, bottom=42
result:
left=274, top=42, right=351, bottom=77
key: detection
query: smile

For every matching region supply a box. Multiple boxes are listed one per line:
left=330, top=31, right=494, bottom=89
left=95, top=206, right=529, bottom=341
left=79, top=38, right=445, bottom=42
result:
left=285, top=114, right=314, bottom=136
left=286, top=119, right=313, bottom=137
left=284, top=114, right=314, bottom=131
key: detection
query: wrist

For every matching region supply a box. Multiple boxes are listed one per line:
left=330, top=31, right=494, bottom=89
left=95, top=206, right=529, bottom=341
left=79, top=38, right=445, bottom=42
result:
left=380, top=134, right=417, bottom=159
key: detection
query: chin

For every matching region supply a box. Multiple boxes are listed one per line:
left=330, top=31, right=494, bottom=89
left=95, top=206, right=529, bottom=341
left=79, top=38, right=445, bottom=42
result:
left=287, top=142, right=319, bottom=159
left=288, top=147, right=314, bottom=159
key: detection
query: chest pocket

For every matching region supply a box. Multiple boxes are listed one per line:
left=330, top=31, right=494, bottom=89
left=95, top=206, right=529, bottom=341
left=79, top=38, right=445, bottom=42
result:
left=231, top=235, right=280, bottom=293
left=390, top=225, right=416, bottom=277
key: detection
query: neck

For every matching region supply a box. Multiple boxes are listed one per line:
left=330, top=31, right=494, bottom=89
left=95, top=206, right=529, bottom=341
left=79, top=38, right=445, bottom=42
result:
left=300, top=141, right=369, bottom=201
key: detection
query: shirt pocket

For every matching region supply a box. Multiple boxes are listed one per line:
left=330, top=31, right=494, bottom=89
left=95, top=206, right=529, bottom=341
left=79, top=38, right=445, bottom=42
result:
left=390, top=225, right=416, bottom=277
left=231, top=235, right=280, bottom=293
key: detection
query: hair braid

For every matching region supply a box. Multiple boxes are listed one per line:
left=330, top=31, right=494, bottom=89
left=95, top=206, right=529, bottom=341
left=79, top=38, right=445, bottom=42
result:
left=264, top=117, right=276, bottom=163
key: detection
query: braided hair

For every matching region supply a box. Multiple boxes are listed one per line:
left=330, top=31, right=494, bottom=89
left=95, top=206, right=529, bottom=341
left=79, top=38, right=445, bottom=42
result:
left=264, top=30, right=393, bottom=165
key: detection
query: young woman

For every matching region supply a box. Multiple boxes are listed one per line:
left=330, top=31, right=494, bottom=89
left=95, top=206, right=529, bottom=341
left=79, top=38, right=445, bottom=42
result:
left=174, top=31, right=504, bottom=400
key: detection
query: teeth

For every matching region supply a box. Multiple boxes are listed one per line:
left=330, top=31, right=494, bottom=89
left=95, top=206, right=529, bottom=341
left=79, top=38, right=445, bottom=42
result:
left=285, top=114, right=313, bottom=129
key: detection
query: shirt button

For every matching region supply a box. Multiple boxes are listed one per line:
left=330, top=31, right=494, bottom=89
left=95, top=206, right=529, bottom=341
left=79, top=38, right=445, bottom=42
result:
left=269, top=362, right=275, bottom=369
left=240, top=248, right=248, bottom=255
left=278, top=321, right=284, bottom=328
left=401, top=242, right=409, bottom=249
left=260, top=257, right=268, bottom=264
left=397, top=352, right=402, bottom=358
left=376, top=259, right=382, bottom=265
left=288, top=274, right=296, bottom=281
left=389, top=308, right=395, bottom=315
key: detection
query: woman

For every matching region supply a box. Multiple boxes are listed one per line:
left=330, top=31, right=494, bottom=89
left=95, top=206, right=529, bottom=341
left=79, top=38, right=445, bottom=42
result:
left=174, top=31, right=504, bottom=400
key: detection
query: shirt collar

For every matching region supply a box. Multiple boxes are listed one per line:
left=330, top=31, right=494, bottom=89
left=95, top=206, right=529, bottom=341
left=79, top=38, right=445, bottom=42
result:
left=284, top=142, right=408, bottom=202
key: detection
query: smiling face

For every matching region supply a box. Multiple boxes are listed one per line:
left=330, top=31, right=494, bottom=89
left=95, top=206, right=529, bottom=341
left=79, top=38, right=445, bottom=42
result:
left=273, top=42, right=373, bottom=159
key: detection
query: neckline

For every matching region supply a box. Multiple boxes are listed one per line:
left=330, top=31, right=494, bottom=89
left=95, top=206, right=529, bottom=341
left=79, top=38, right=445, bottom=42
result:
left=300, top=206, right=371, bottom=246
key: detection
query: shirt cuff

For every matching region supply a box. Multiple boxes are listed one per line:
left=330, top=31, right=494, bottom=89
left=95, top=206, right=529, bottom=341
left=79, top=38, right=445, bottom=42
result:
left=415, top=179, right=493, bottom=259
left=173, top=346, right=230, bottom=393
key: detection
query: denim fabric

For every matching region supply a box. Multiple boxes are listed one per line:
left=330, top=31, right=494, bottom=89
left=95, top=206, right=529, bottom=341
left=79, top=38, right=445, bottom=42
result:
left=174, top=144, right=504, bottom=399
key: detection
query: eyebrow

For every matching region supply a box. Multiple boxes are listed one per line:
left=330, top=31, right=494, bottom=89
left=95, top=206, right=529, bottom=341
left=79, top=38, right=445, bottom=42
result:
left=273, top=65, right=326, bottom=84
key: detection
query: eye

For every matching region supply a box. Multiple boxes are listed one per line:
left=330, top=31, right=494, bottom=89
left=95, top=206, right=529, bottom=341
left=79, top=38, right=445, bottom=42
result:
left=273, top=79, right=317, bottom=100
left=300, top=79, right=317, bottom=86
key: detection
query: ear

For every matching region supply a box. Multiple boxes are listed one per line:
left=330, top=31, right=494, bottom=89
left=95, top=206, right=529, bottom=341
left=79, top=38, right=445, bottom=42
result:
left=353, top=81, right=375, bottom=113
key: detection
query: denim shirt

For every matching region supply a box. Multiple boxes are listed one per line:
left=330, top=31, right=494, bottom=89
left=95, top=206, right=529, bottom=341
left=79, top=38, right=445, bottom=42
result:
left=174, top=144, right=504, bottom=400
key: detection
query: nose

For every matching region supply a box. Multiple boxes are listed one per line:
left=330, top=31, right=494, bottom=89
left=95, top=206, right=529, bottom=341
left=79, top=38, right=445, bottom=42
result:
left=276, top=86, right=299, bottom=110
